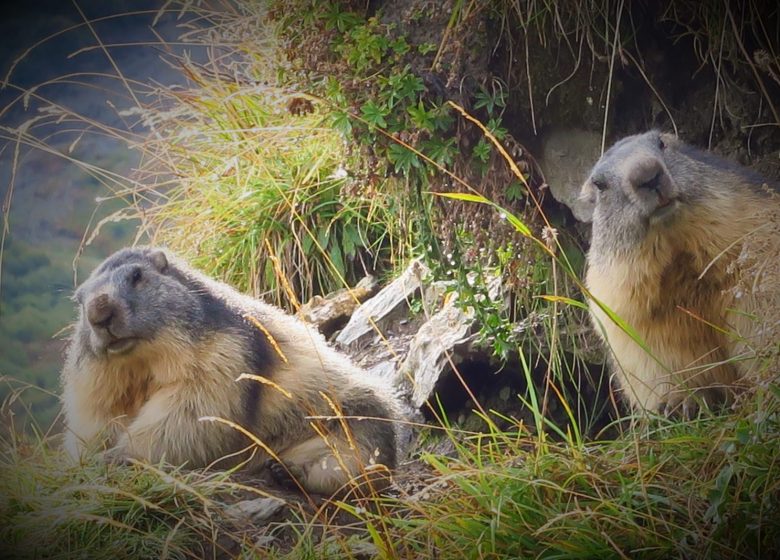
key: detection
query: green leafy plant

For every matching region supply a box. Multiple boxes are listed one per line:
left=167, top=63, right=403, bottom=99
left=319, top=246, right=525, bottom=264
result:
left=473, top=84, right=507, bottom=116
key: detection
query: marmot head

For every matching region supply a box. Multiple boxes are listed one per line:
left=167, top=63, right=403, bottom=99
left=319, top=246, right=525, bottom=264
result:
left=581, top=130, right=689, bottom=255
left=74, top=247, right=203, bottom=358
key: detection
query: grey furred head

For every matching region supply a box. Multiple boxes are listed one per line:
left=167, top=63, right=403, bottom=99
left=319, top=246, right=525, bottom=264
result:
left=580, top=130, right=778, bottom=260
left=73, top=247, right=204, bottom=357
left=580, top=130, right=696, bottom=257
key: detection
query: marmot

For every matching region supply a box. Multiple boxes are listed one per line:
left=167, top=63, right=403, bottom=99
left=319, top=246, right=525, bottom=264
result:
left=582, top=130, right=779, bottom=415
left=61, top=247, right=402, bottom=494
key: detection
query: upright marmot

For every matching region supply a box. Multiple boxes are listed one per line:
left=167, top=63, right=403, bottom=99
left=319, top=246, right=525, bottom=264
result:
left=582, top=131, right=779, bottom=415
left=61, top=247, right=402, bottom=494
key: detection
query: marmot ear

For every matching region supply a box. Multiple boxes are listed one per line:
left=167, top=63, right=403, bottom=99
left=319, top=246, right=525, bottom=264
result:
left=659, top=132, right=677, bottom=150
left=149, top=249, right=169, bottom=272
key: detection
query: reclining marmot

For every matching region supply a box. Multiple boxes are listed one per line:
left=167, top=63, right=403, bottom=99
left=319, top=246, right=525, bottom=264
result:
left=61, top=247, right=402, bottom=494
left=582, top=130, right=779, bottom=415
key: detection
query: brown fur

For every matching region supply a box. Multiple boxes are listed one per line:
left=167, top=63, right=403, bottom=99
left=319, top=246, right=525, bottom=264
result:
left=62, top=247, right=401, bottom=494
left=583, top=132, right=779, bottom=414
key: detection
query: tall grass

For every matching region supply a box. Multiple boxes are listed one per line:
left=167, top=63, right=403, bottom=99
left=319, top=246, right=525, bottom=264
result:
left=131, top=84, right=399, bottom=305
left=380, top=391, right=780, bottom=559
left=0, top=429, right=242, bottom=560
left=114, top=4, right=416, bottom=308
left=132, top=80, right=405, bottom=305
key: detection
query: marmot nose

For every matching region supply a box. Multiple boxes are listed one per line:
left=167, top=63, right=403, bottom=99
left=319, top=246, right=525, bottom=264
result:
left=87, top=293, right=118, bottom=329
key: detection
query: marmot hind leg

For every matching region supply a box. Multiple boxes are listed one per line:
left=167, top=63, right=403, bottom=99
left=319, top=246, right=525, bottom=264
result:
left=272, top=426, right=395, bottom=495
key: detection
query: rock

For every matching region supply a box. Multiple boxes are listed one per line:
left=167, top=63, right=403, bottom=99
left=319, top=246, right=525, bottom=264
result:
left=420, top=280, right=454, bottom=315
left=366, top=360, right=397, bottom=382
left=298, top=275, right=379, bottom=338
left=347, top=540, right=379, bottom=559
left=253, top=534, right=278, bottom=548
left=396, top=276, right=501, bottom=408
left=224, top=497, right=286, bottom=524
left=539, top=128, right=601, bottom=222
left=335, top=259, right=430, bottom=347
left=395, top=291, right=476, bottom=408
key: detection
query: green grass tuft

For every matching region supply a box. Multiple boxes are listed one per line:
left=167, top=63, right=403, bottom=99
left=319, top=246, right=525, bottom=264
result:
left=0, top=433, right=240, bottom=560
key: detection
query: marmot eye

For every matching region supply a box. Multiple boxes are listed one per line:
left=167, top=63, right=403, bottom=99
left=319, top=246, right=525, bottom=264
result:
left=592, top=179, right=608, bottom=192
left=658, top=137, right=665, bottom=150
left=130, top=267, right=143, bottom=285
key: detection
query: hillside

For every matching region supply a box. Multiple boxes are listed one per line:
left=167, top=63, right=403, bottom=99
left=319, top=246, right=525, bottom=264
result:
left=0, top=1, right=197, bottom=429
left=1, top=1, right=780, bottom=558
